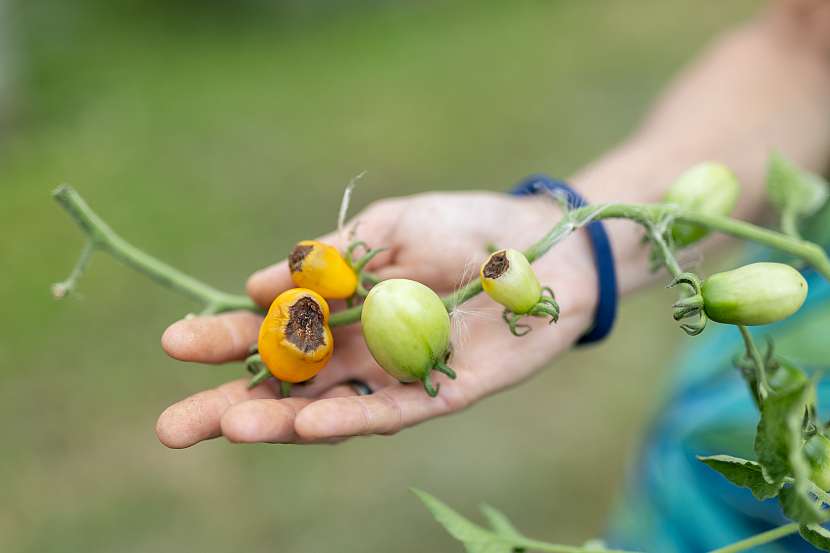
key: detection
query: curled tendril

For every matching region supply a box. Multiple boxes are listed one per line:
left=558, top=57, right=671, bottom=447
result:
left=667, top=272, right=708, bottom=336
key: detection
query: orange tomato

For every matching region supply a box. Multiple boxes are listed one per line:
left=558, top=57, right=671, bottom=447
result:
left=258, top=288, right=334, bottom=383
left=289, top=240, right=358, bottom=299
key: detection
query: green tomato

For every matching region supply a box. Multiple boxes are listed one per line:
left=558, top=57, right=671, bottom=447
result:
left=701, top=262, right=808, bottom=326
left=804, top=434, right=830, bottom=491
left=664, top=162, right=740, bottom=247
left=480, top=248, right=542, bottom=314
left=361, top=279, right=451, bottom=383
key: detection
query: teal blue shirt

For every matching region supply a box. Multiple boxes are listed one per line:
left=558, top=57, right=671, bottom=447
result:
left=608, top=247, right=830, bottom=551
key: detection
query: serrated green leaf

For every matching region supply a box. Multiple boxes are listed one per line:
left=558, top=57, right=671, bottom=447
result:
left=767, top=153, right=829, bottom=217
left=755, top=380, right=809, bottom=485
left=800, top=523, right=830, bottom=551
left=413, top=489, right=644, bottom=553
left=480, top=504, right=524, bottom=540
left=757, top=375, right=826, bottom=525
left=697, top=455, right=782, bottom=500
left=412, top=489, right=517, bottom=553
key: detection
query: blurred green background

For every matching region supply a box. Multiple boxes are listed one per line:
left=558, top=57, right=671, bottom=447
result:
left=1, top=1, right=758, bottom=551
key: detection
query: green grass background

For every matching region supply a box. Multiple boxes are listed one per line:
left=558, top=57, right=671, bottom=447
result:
left=1, top=1, right=757, bottom=551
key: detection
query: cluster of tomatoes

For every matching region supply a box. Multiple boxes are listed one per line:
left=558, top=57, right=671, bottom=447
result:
left=257, top=162, right=814, bottom=399
left=254, top=236, right=561, bottom=397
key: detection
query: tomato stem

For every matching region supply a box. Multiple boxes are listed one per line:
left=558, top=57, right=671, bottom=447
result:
left=53, top=186, right=830, bottom=327
left=704, top=522, right=799, bottom=553
left=53, top=185, right=259, bottom=314
left=51, top=239, right=94, bottom=298
left=738, top=325, right=769, bottom=403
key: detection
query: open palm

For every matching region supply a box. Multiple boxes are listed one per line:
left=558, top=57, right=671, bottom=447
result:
left=156, top=192, right=597, bottom=447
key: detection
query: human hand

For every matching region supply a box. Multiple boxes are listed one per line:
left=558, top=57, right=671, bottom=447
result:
left=155, top=191, right=598, bottom=448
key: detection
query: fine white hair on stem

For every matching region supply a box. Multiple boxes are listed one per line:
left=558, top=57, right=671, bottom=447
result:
left=450, top=305, right=503, bottom=348
left=448, top=252, right=503, bottom=346
left=337, top=170, right=367, bottom=241
left=448, top=254, right=479, bottom=311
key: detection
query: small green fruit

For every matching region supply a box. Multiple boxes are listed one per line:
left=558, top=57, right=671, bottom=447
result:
left=701, top=262, right=808, bottom=326
left=361, top=279, right=452, bottom=396
left=664, top=162, right=740, bottom=247
left=804, top=434, right=830, bottom=491
left=480, top=249, right=542, bottom=314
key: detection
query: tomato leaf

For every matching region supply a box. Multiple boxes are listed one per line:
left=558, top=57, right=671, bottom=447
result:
left=800, top=523, right=830, bottom=551
left=413, top=488, right=520, bottom=553
left=780, top=486, right=824, bottom=525
left=697, top=455, right=782, bottom=500
left=413, top=489, right=636, bottom=553
left=480, top=504, right=524, bottom=540
left=766, top=153, right=829, bottom=217
left=755, top=379, right=809, bottom=485
left=755, top=375, right=826, bottom=525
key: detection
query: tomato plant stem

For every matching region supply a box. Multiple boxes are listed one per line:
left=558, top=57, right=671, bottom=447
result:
left=54, top=187, right=830, bottom=326
left=53, top=185, right=258, bottom=314
left=704, top=522, right=799, bottom=553
left=780, top=209, right=802, bottom=240
left=738, top=325, right=769, bottom=401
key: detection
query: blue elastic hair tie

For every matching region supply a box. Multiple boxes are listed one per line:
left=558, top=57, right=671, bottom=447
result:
left=511, top=174, right=618, bottom=345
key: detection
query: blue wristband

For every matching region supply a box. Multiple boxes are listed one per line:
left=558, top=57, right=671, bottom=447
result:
left=511, top=174, right=618, bottom=345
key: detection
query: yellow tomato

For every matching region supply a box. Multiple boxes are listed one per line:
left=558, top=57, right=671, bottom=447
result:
left=289, top=240, right=358, bottom=299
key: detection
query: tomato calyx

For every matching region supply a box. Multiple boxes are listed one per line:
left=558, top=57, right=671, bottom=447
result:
left=667, top=271, right=708, bottom=336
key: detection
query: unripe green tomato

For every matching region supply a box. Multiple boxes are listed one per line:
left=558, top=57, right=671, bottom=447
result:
left=701, top=262, right=808, bottom=325
left=804, top=434, right=830, bottom=491
left=480, top=249, right=542, bottom=314
left=664, top=162, right=740, bottom=247
left=361, top=279, right=451, bottom=382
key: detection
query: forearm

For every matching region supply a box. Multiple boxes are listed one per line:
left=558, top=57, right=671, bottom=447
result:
left=570, top=2, right=830, bottom=294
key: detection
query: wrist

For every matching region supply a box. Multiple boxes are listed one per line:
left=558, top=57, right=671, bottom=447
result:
left=509, top=180, right=611, bottom=344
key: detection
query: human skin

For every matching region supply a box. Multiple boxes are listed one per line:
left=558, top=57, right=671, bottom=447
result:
left=155, top=0, right=830, bottom=448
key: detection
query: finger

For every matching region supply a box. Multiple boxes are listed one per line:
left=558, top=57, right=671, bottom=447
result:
left=156, top=378, right=274, bottom=448
left=220, top=397, right=313, bottom=444
left=161, top=311, right=262, bottom=364
left=294, top=371, right=478, bottom=440
left=221, top=384, right=370, bottom=444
